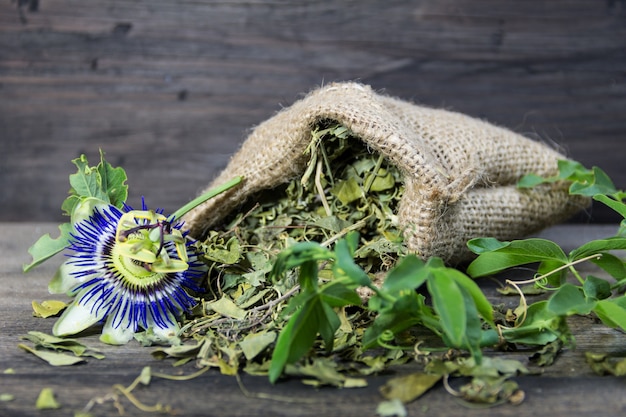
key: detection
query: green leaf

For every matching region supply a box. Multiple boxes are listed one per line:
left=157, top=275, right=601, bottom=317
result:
left=332, top=238, right=371, bottom=287
left=594, top=298, right=626, bottom=331
left=363, top=293, right=424, bottom=349
left=269, top=308, right=314, bottom=383
left=547, top=284, right=596, bottom=316
left=22, top=223, right=73, bottom=272
left=96, top=149, right=128, bottom=208
left=569, top=166, right=617, bottom=196
left=537, top=259, right=568, bottom=287
left=594, top=194, right=626, bottom=219
left=67, top=154, right=109, bottom=204
left=501, top=301, right=563, bottom=345
left=0, top=394, right=15, bottom=402
left=517, top=159, right=619, bottom=198
left=381, top=255, right=428, bottom=295
left=26, top=152, right=128, bottom=273
left=530, top=339, right=564, bottom=367
left=320, top=281, right=362, bottom=307
left=583, top=276, right=612, bottom=301
left=569, top=237, right=626, bottom=261
left=427, top=272, right=466, bottom=348
left=310, top=215, right=351, bottom=233
left=467, top=237, right=510, bottom=254
left=269, top=295, right=335, bottom=383
left=517, top=173, right=547, bottom=189
left=446, top=268, right=494, bottom=325
left=467, top=238, right=568, bottom=278
left=317, top=301, right=340, bottom=350
left=556, top=159, right=586, bottom=179
left=203, top=236, right=242, bottom=264
left=456, top=284, right=486, bottom=362
left=270, top=241, right=334, bottom=282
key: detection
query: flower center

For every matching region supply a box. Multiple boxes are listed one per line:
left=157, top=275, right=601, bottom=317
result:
left=111, top=242, right=166, bottom=287
left=108, top=210, right=190, bottom=288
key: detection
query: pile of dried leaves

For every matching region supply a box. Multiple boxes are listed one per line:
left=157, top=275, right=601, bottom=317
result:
left=167, top=121, right=411, bottom=385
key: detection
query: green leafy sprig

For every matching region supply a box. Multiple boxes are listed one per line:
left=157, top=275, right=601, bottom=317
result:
left=467, top=160, right=626, bottom=345
left=268, top=233, right=498, bottom=383
left=23, top=150, right=129, bottom=272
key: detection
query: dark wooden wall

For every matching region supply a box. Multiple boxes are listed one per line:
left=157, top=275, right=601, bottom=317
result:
left=1, top=0, right=625, bottom=222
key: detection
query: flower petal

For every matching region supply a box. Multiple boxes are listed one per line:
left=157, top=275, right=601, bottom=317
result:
left=100, top=313, right=136, bottom=345
left=146, top=310, right=180, bottom=344
left=71, top=198, right=110, bottom=224
left=48, top=261, right=94, bottom=295
left=52, top=298, right=104, bottom=337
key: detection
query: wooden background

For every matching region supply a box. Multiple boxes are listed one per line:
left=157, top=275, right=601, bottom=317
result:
left=1, top=0, right=625, bottom=223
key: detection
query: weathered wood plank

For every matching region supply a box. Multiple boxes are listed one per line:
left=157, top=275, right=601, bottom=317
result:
left=2, top=223, right=626, bottom=416
left=1, top=1, right=624, bottom=222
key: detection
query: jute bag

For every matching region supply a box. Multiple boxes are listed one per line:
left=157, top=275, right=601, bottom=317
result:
left=184, top=82, right=588, bottom=264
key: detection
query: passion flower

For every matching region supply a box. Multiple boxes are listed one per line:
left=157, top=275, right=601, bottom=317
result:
left=49, top=201, right=207, bottom=345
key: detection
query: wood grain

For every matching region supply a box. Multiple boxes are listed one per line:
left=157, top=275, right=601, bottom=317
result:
left=2, top=223, right=626, bottom=416
left=1, top=1, right=625, bottom=222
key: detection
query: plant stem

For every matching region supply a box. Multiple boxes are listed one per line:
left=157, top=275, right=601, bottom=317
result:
left=363, top=154, right=385, bottom=193
left=168, top=176, right=243, bottom=222
left=510, top=253, right=602, bottom=286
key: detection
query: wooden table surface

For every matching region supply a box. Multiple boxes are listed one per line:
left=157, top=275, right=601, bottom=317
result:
left=2, top=222, right=626, bottom=417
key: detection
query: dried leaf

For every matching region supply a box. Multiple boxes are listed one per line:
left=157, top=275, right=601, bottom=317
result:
left=239, top=331, right=276, bottom=361
left=139, top=366, right=152, bottom=385
left=287, top=358, right=367, bottom=388
left=206, top=296, right=247, bottom=320
left=0, top=393, right=15, bottom=402
left=18, top=344, right=86, bottom=366
left=21, top=331, right=104, bottom=359
left=32, top=300, right=67, bottom=318
left=376, top=399, right=407, bottom=417
left=586, top=352, right=626, bottom=376
left=459, top=376, right=523, bottom=405
left=35, top=388, right=61, bottom=409
left=331, top=178, right=362, bottom=205
left=380, top=372, right=441, bottom=403
left=530, top=339, right=564, bottom=367
left=497, top=285, right=545, bottom=296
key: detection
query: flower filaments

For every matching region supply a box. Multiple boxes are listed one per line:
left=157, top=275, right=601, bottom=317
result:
left=50, top=202, right=207, bottom=345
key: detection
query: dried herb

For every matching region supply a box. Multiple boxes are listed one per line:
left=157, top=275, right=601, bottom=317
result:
left=179, top=122, right=411, bottom=384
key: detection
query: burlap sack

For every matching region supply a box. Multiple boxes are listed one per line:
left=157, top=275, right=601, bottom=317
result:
left=184, top=82, right=588, bottom=264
